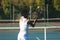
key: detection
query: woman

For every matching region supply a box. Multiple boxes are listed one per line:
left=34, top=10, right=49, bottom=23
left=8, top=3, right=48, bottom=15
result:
left=17, top=7, right=37, bottom=40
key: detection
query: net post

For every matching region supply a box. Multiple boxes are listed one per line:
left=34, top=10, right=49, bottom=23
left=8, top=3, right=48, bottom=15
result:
left=44, top=28, right=46, bottom=40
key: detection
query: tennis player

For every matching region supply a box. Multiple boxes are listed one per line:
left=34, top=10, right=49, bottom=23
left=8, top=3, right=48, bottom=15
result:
left=17, top=7, right=37, bottom=40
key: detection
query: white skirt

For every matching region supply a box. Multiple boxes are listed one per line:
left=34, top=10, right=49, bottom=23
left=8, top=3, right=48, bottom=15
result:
left=17, top=31, right=28, bottom=40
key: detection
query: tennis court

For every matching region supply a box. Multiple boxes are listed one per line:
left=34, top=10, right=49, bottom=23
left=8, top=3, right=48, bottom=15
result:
left=0, top=19, right=60, bottom=40
left=0, top=0, right=60, bottom=40
left=0, top=27, right=60, bottom=40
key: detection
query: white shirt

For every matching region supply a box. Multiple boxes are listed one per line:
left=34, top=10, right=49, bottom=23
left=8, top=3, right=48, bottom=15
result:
left=19, top=16, right=28, bottom=36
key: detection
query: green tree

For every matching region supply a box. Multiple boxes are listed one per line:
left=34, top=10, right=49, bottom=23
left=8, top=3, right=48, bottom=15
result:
left=3, top=0, right=10, bottom=15
left=3, top=0, right=11, bottom=19
left=53, top=0, right=60, bottom=11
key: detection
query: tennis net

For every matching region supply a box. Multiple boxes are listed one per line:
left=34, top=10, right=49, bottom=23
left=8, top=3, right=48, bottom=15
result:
left=0, top=18, right=60, bottom=27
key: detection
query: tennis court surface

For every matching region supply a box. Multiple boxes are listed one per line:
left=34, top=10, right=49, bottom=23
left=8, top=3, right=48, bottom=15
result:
left=0, top=27, right=60, bottom=40
left=0, top=19, right=60, bottom=40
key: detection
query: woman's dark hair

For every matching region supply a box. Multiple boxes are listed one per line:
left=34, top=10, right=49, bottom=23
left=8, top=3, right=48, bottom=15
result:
left=21, top=6, right=29, bottom=18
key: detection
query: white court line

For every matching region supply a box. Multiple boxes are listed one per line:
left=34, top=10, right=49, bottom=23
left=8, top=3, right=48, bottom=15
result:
left=36, top=37, right=40, bottom=40
left=0, top=26, right=60, bottom=29
left=44, top=28, right=46, bottom=40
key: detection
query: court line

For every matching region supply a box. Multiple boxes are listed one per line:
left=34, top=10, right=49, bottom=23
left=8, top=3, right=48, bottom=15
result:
left=0, top=26, right=60, bottom=29
left=36, top=37, right=40, bottom=40
left=44, top=28, right=46, bottom=40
